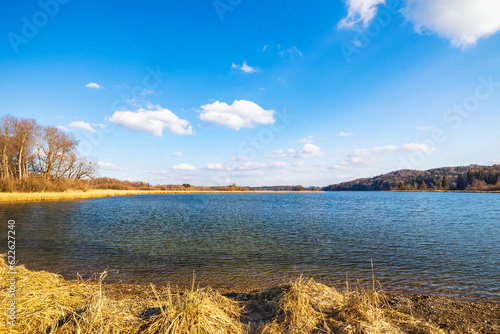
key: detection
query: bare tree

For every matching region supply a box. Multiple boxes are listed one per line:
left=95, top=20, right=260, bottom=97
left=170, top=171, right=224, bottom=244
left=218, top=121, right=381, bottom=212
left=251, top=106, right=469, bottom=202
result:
left=12, top=117, right=38, bottom=179
left=66, top=157, right=96, bottom=180
left=0, top=115, right=15, bottom=179
left=1, top=116, right=97, bottom=183
left=34, top=126, right=79, bottom=178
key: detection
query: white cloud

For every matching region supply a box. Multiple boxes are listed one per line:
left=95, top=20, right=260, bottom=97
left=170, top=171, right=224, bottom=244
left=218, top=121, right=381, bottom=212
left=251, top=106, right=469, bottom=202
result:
left=231, top=161, right=268, bottom=171
left=332, top=155, right=387, bottom=170
left=231, top=61, right=258, bottom=73
left=399, top=143, right=436, bottom=153
left=68, top=120, right=95, bottom=132
left=351, top=40, right=363, bottom=47
left=145, top=170, right=173, bottom=175
left=198, top=100, right=275, bottom=130
left=297, top=136, right=314, bottom=143
left=230, top=155, right=249, bottom=161
left=270, top=161, right=290, bottom=169
left=338, top=0, right=385, bottom=29
left=109, top=105, right=193, bottom=137
left=338, top=131, right=355, bottom=137
left=489, top=160, right=500, bottom=165
left=402, top=0, right=500, bottom=48
left=338, top=0, right=500, bottom=48
left=142, top=89, right=155, bottom=95
left=203, top=161, right=290, bottom=173
left=262, top=45, right=269, bottom=51
left=299, top=144, right=326, bottom=158
left=270, top=144, right=325, bottom=159
left=278, top=45, right=303, bottom=57
left=235, top=170, right=265, bottom=176
left=225, top=161, right=289, bottom=177
left=97, top=161, right=127, bottom=171
left=417, top=126, right=435, bottom=130
left=172, top=163, right=197, bottom=171
left=85, top=82, right=103, bottom=89
left=56, top=125, right=71, bottom=132
left=205, top=163, right=226, bottom=170
left=332, top=143, right=436, bottom=170
left=172, top=152, right=183, bottom=157
left=292, top=161, right=306, bottom=167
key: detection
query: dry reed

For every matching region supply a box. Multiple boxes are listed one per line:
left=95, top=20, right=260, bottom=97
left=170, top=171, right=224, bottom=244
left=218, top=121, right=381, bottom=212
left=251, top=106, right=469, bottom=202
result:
left=257, top=276, right=446, bottom=334
left=0, top=190, right=319, bottom=203
left=139, top=284, right=245, bottom=334
left=0, top=255, right=447, bottom=334
left=0, top=256, right=91, bottom=333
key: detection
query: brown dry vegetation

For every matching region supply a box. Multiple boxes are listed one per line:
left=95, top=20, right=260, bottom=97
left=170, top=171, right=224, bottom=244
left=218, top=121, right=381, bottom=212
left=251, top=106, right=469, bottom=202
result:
left=0, top=189, right=321, bottom=203
left=0, top=189, right=206, bottom=203
left=1, top=257, right=499, bottom=333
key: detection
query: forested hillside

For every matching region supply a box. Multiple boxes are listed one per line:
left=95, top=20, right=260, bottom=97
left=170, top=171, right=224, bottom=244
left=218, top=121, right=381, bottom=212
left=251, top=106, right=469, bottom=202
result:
left=323, top=165, right=500, bottom=191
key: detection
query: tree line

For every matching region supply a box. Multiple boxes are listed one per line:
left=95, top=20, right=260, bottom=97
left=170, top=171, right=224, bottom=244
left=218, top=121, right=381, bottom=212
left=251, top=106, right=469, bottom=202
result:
left=324, top=165, right=500, bottom=192
left=0, top=115, right=95, bottom=191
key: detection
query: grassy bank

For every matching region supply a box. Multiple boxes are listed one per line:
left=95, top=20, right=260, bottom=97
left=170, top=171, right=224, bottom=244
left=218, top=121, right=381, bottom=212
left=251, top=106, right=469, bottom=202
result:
left=0, top=189, right=171, bottom=203
left=0, top=189, right=321, bottom=203
left=2, top=258, right=499, bottom=333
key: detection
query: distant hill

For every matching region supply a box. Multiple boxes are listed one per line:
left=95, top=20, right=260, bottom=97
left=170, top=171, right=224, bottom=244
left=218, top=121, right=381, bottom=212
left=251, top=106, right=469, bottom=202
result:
left=323, top=165, right=500, bottom=191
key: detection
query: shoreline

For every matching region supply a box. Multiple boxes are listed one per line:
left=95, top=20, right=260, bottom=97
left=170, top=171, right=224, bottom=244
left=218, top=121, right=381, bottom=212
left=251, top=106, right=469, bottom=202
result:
left=99, top=281, right=500, bottom=333
left=3, top=261, right=499, bottom=333
left=97, top=279, right=499, bottom=303
left=0, top=189, right=323, bottom=203
left=55, top=273, right=499, bottom=304
left=1, top=188, right=498, bottom=203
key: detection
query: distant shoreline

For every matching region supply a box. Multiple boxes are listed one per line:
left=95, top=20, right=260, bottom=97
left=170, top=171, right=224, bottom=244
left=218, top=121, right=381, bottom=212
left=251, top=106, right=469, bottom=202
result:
left=329, top=189, right=500, bottom=193
left=1, top=189, right=499, bottom=203
left=0, top=189, right=323, bottom=203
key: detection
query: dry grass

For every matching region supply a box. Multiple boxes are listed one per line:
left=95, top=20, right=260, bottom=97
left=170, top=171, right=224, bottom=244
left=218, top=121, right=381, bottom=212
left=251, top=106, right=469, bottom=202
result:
left=0, top=256, right=245, bottom=334
left=140, top=284, right=246, bottom=334
left=0, top=190, right=320, bottom=203
left=51, top=273, right=142, bottom=334
left=257, top=276, right=446, bottom=334
left=0, top=256, right=448, bottom=334
left=0, top=256, right=91, bottom=333
left=0, top=190, right=185, bottom=203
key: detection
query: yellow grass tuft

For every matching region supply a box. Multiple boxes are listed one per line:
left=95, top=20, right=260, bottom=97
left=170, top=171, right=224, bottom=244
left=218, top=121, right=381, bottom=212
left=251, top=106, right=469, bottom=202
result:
left=258, top=276, right=446, bottom=334
left=140, top=284, right=245, bottom=334
left=0, top=255, right=91, bottom=333
left=0, top=256, right=244, bottom=334
left=0, top=256, right=449, bottom=334
left=258, top=276, right=337, bottom=333
left=52, top=272, right=142, bottom=334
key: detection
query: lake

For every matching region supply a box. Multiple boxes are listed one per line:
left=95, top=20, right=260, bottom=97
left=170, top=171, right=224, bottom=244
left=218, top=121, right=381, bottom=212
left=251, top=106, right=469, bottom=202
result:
left=1, top=192, right=499, bottom=301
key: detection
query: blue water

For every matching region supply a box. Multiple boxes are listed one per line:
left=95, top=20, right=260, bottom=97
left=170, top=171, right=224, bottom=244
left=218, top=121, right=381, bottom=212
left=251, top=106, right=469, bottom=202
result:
left=1, top=192, right=499, bottom=300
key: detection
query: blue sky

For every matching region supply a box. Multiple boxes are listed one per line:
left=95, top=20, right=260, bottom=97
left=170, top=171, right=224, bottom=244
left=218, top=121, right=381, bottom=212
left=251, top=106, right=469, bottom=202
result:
left=1, top=0, right=500, bottom=186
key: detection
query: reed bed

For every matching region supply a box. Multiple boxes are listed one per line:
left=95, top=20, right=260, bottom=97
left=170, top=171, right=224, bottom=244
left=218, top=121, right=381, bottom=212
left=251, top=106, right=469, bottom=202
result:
left=1, top=256, right=448, bottom=333
left=0, top=190, right=190, bottom=203
left=0, top=190, right=319, bottom=203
